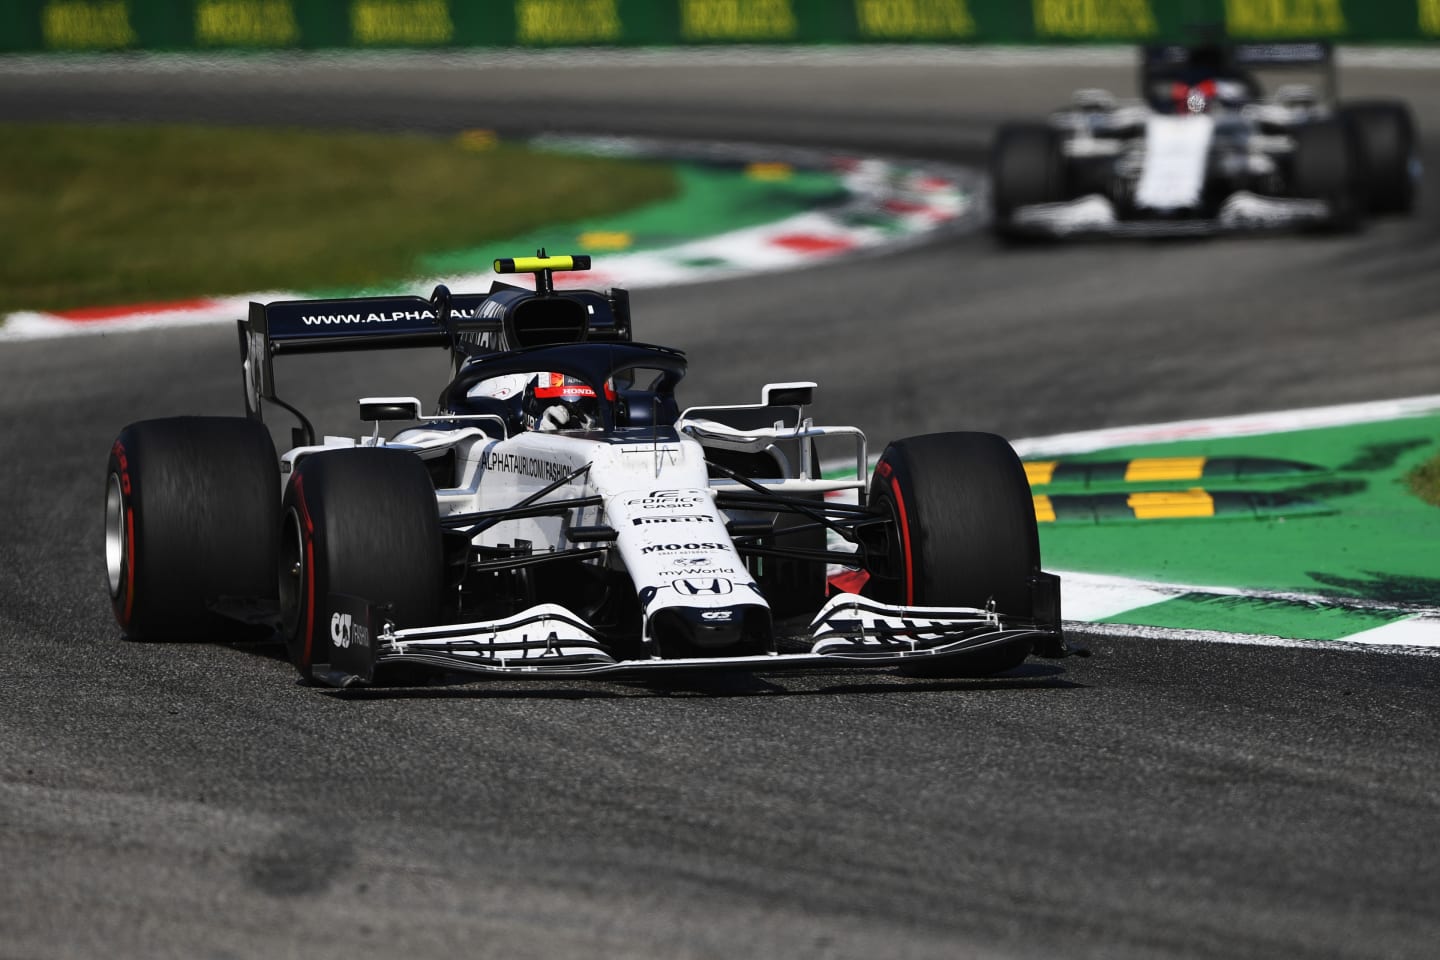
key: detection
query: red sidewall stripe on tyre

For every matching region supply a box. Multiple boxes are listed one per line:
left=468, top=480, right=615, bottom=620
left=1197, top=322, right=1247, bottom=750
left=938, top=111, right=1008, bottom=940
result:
left=293, top=473, right=317, bottom=668
left=887, top=476, right=915, bottom=607
left=111, top=440, right=137, bottom=627
left=124, top=507, right=136, bottom=626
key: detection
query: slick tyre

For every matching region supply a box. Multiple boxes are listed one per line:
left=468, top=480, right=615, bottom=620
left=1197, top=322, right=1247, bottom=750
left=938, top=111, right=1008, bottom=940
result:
left=989, top=123, right=1066, bottom=241
left=1341, top=100, right=1418, bottom=215
left=105, top=417, right=279, bottom=641
left=279, top=448, right=443, bottom=679
left=867, top=432, right=1039, bottom=676
left=1291, top=119, right=1363, bottom=231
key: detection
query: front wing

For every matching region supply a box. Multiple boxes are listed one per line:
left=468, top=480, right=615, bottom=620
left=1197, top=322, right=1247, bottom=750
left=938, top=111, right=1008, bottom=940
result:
left=317, top=594, right=1059, bottom=688
left=1003, top=191, right=1334, bottom=239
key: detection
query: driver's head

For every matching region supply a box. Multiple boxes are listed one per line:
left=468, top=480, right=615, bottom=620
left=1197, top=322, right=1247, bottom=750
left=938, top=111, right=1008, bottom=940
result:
left=1148, top=44, right=1249, bottom=114
left=1179, top=79, right=1218, bottom=113
left=1158, top=77, right=1250, bottom=114
left=523, top=373, right=602, bottom=432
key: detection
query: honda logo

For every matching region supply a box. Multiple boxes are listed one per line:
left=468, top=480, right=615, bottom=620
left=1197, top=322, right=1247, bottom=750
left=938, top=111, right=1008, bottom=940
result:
left=676, top=578, right=732, bottom=596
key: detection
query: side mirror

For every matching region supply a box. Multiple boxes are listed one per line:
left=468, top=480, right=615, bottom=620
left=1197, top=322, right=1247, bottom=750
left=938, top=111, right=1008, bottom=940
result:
left=761, top=381, right=815, bottom=407
left=358, top=397, right=423, bottom=422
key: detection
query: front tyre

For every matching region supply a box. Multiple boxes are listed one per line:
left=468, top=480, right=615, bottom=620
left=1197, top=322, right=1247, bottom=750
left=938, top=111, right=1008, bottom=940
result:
left=1291, top=118, right=1363, bottom=231
left=989, top=123, right=1066, bottom=241
left=105, top=417, right=279, bottom=640
left=279, top=449, right=443, bottom=679
left=867, top=432, right=1040, bottom=676
left=1341, top=100, right=1419, bottom=216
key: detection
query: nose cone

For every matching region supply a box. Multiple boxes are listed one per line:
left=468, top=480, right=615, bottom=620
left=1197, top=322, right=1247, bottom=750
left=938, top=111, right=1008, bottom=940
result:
left=648, top=604, right=772, bottom=658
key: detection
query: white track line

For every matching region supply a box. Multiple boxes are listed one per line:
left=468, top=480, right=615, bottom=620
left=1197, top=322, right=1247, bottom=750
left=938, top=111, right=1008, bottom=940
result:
left=1065, top=621, right=1440, bottom=656
left=1012, top=394, right=1440, bottom=456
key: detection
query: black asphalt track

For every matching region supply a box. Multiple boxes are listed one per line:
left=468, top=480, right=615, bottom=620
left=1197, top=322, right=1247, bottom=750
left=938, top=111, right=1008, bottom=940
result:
left=1, top=51, right=1438, bottom=959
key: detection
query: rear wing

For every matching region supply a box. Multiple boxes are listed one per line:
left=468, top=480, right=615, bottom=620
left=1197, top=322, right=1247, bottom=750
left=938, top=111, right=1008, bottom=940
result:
left=237, top=287, right=494, bottom=445
left=1229, top=41, right=1333, bottom=66
left=1140, top=40, right=1336, bottom=100
left=1142, top=41, right=1332, bottom=69
left=245, top=292, right=491, bottom=356
left=238, top=267, right=634, bottom=447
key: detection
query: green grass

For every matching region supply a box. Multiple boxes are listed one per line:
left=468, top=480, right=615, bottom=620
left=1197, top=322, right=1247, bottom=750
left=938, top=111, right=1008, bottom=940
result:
left=0, top=123, right=678, bottom=313
left=1405, top=450, right=1440, bottom=508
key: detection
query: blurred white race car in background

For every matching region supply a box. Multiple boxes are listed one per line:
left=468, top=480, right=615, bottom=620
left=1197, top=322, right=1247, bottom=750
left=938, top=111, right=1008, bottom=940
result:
left=989, top=41, right=1420, bottom=239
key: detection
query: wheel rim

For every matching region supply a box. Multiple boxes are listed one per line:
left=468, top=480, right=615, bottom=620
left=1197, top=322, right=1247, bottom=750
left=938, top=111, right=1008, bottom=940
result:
left=279, top=508, right=304, bottom=639
left=866, top=487, right=910, bottom=605
left=105, top=473, right=126, bottom=599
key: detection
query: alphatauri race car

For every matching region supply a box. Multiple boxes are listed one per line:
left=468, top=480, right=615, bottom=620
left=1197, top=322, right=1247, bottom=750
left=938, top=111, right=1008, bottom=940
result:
left=990, top=41, right=1419, bottom=238
left=104, top=255, right=1066, bottom=687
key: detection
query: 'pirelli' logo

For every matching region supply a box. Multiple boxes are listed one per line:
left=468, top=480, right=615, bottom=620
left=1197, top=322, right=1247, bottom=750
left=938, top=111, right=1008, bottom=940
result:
left=632, top=515, right=712, bottom=525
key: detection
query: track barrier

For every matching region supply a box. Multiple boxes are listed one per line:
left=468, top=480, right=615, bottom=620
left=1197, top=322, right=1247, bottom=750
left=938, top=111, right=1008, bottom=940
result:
left=6, top=0, right=1440, bottom=53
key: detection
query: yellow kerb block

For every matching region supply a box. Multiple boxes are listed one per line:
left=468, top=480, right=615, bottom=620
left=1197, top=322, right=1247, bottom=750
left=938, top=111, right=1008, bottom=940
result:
left=579, top=232, right=632, bottom=250
left=1024, top=461, right=1058, bottom=486
left=457, top=129, right=498, bottom=150
left=1124, top=457, right=1206, bottom=483
left=1033, top=495, right=1057, bottom=523
left=1127, top=489, right=1215, bottom=519
left=746, top=162, right=793, bottom=181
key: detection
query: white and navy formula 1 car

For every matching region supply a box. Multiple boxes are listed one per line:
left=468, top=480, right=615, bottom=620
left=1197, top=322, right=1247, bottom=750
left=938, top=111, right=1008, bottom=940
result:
left=104, top=255, right=1066, bottom=687
left=990, top=41, right=1419, bottom=239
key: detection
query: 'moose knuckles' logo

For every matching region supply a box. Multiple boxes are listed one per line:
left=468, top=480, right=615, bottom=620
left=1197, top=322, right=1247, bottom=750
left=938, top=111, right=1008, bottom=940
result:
left=640, top=542, right=725, bottom=555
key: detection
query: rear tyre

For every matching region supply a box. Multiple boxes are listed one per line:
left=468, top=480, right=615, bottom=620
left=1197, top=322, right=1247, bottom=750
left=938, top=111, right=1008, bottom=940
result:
left=867, top=432, right=1040, bottom=676
left=105, top=417, right=279, bottom=641
left=279, top=449, right=444, bottom=679
left=1291, top=119, right=1362, bottom=231
left=1340, top=100, right=1418, bottom=215
left=989, top=123, right=1066, bottom=240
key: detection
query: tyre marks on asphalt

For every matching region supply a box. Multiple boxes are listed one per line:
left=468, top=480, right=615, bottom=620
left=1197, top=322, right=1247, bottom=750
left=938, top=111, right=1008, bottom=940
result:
left=245, top=825, right=357, bottom=897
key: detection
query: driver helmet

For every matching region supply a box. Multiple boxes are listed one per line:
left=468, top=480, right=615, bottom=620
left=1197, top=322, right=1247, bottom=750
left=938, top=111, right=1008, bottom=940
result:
left=1154, top=78, right=1219, bottom=114
left=1149, top=44, right=1252, bottom=115
left=523, top=373, right=603, bottom=432
left=1162, top=77, right=1251, bottom=114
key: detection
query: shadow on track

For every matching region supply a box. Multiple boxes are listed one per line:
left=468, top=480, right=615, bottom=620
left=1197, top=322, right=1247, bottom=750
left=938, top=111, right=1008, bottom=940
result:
left=320, top=661, right=1082, bottom=702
